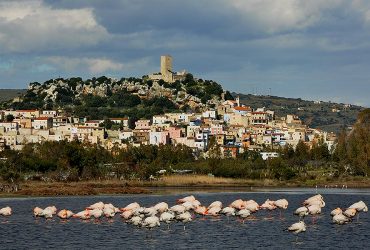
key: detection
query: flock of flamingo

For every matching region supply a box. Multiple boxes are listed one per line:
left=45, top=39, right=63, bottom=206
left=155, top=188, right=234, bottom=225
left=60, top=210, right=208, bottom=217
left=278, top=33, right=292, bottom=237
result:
left=0, top=194, right=368, bottom=240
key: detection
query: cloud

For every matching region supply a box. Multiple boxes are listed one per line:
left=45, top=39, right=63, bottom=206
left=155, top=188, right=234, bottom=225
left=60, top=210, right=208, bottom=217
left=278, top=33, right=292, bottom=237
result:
left=228, top=0, right=345, bottom=34
left=0, top=0, right=108, bottom=54
left=45, top=57, right=124, bottom=74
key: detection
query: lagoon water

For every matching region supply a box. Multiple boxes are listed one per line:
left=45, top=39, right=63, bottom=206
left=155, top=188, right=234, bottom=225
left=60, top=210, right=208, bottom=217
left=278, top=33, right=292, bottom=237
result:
left=0, top=188, right=369, bottom=249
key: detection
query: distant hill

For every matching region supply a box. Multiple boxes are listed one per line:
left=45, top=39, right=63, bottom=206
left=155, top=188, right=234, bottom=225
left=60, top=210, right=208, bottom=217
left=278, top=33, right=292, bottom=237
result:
left=0, top=89, right=26, bottom=102
left=235, top=93, right=364, bottom=133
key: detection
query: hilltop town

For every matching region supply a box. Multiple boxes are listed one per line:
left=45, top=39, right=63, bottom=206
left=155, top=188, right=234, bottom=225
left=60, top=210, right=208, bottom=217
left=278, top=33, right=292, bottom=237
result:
left=0, top=55, right=369, bottom=189
left=0, top=56, right=340, bottom=158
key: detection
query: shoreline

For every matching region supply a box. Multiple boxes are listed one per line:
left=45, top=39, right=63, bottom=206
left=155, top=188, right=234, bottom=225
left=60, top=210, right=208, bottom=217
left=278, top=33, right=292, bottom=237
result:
left=1, top=175, right=369, bottom=197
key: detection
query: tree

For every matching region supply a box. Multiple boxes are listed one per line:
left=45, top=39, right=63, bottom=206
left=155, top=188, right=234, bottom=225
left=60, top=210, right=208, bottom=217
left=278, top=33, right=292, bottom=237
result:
left=224, top=91, right=234, bottom=101
left=5, top=114, right=14, bottom=122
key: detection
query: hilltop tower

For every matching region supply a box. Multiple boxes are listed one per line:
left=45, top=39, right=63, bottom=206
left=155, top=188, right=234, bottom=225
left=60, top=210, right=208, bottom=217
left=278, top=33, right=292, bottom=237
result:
left=149, top=55, right=186, bottom=83
left=161, top=55, right=173, bottom=82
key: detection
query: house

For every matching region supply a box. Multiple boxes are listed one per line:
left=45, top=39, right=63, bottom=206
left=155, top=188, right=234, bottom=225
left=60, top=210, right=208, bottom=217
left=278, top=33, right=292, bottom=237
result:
left=167, top=126, right=184, bottom=140
left=15, top=110, right=40, bottom=119
left=252, top=112, right=268, bottom=125
left=260, top=152, right=279, bottom=160
left=84, top=120, right=102, bottom=128
left=149, top=131, right=169, bottom=146
left=135, top=119, right=151, bottom=130
left=233, top=106, right=251, bottom=115
left=41, top=110, right=57, bottom=117
left=119, top=130, right=134, bottom=141
left=71, top=126, right=105, bottom=144
left=52, top=116, right=69, bottom=127
left=152, top=115, right=169, bottom=125
left=0, top=122, right=19, bottom=132
left=210, top=124, right=224, bottom=135
left=132, top=130, right=150, bottom=144
left=202, top=110, right=217, bottom=119
left=32, top=117, right=53, bottom=130
left=222, top=145, right=240, bottom=158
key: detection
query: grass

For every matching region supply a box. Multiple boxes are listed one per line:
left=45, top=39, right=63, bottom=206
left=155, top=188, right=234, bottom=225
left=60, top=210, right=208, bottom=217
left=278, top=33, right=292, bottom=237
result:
left=1, top=175, right=369, bottom=197
left=1, top=180, right=150, bottom=197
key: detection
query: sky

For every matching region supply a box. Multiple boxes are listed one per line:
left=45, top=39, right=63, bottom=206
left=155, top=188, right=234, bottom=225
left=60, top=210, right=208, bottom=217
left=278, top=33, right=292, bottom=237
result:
left=0, top=0, right=370, bottom=107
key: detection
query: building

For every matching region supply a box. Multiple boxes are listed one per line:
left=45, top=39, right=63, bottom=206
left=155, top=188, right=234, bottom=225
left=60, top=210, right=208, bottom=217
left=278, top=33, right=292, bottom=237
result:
left=135, top=119, right=151, bottom=130
left=149, top=55, right=186, bottom=83
left=32, top=117, right=53, bottom=130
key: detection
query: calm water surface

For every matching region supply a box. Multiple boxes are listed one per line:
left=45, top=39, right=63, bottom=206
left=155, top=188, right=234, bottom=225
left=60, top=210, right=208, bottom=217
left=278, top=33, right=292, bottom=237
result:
left=0, top=188, right=369, bottom=249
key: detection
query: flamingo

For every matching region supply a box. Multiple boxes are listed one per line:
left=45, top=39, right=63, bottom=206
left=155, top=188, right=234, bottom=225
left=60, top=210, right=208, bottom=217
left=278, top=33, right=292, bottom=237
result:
left=288, top=221, right=306, bottom=233
left=121, top=210, right=134, bottom=220
left=154, top=202, right=168, bottom=214
left=303, top=194, right=325, bottom=207
left=57, top=209, right=74, bottom=219
left=73, top=209, right=91, bottom=220
left=260, top=199, right=276, bottom=219
left=260, top=199, right=277, bottom=210
left=349, top=201, right=368, bottom=222
left=44, top=206, right=57, bottom=215
left=170, top=205, right=186, bottom=214
left=176, top=211, right=192, bottom=230
left=333, top=213, right=350, bottom=225
left=181, top=201, right=196, bottom=211
left=87, top=201, right=104, bottom=210
left=230, top=199, right=244, bottom=210
left=142, top=216, right=160, bottom=230
left=288, top=221, right=306, bottom=242
left=128, top=216, right=142, bottom=226
left=121, top=202, right=140, bottom=212
left=133, top=207, right=146, bottom=218
left=194, top=206, right=207, bottom=216
left=103, top=207, right=115, bottom=219
left=274, top=199, right=288, bottom=218
left=192, top=200, right=202, bottom=208
left=90, top=209, right=104, bottom=220
left=177, top=195, right=196, bottom=204
left=294, top=207, right=309, bottom=221
left=160, top=211, right=175, bottom=229
left=0, top=206, right=12, bottom=216
left=330, top=208, right=342, bottom=217
left=244, top=200, right=259, bottom=213
left=208, top=201, right=222, bottom=210
left=143, top=207, right=158, bottom=217
left=343, top=208, right=357, bottom=219
left=349, top=201, right=368, bottom=212
left=307, top=204, right=321, bottom=224
left=236, top=209, right=251, bottom=223
left=104, top=203, right=120, bottom=214
left=206, top=206, right=221, bottom=216
left=41, top=207, right=54, bottom=219
left=220, top=206, right=236, bottom=217
left=33, top=207, right=45, bottom=217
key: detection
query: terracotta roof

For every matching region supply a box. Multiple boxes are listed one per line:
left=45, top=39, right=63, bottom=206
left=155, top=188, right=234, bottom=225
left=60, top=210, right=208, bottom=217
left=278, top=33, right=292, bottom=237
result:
left=110, top=118, right=129, bottom=120
left=234, top=106, right=251, bottom=111
left=34, top=117, right=50, bottom=120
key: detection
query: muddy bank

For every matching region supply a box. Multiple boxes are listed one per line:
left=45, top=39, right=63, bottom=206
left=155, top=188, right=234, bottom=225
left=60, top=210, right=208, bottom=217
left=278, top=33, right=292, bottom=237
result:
left=0, top=181, right=150, bottom=197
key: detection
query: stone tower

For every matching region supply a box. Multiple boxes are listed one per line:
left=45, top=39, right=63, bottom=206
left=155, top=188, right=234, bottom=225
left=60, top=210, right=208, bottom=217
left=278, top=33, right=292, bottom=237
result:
left=160, top=55, right=173, bottom=82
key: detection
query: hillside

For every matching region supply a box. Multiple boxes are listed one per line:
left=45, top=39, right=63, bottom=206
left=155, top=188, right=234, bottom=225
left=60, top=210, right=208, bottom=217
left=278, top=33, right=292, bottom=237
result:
left=1, top=75, right=224, bottom=121
left=0, top=89, right=26, bottom=102
left=235, top=93, right=363, bottom=133
left=0, top=77, right=363, bottom=133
